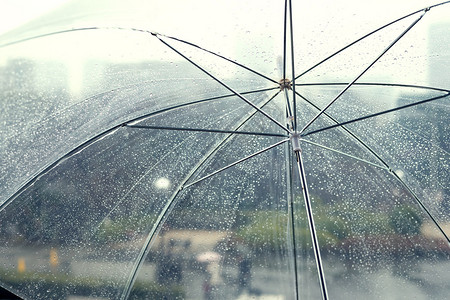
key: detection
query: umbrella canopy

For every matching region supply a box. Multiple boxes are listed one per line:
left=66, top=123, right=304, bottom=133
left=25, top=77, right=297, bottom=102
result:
left=0, top=0, right=449, bottom=299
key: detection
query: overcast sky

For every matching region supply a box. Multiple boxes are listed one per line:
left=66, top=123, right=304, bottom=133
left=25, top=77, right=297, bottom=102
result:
left=0, top=0, right=70, bottom=35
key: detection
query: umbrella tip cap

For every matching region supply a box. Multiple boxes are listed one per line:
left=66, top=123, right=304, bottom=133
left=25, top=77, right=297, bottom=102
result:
left=279, top=78, right=292, bottom=90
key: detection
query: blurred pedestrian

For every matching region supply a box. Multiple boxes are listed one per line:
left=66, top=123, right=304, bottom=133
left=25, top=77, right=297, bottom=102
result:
left=238, top=256, right=251, bottom=291
left=203, top=260, right=223, bottom=299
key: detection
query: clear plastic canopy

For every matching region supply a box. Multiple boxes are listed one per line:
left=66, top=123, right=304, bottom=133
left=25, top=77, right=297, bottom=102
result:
left=0, top=1, right=449, bottom=299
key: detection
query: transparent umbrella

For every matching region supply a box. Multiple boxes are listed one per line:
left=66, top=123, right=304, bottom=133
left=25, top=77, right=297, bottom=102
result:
left=0, top=0, right=449, bottom=299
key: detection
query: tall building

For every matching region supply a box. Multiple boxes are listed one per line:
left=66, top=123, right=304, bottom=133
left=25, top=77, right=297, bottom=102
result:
left=428, top=21, right=450, bottom=89
left=394, top=21, right=450, bottom=215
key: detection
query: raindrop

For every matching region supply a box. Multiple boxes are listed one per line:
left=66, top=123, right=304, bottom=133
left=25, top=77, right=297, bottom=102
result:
left=395, top=170, right=405, bottom=179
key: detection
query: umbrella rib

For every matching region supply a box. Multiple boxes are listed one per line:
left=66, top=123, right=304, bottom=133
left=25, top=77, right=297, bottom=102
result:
left=284, top=142, right=300, bottom=300
left=154, top=35, right=291, bottom=134
left=282, top=0, right=298, bottom=133
left=0, top=20, right=275, bottom=141
left=299, top=10, right=428, bottom=135
left=126, top=86, right=278, bottom=125
left=296, top=83, right=450, bottom=146
left=294, top=90, right=408, bottom=171
left=0, top=24, right=274, bottom=86
left=121, top=139, right=286, bottom=299
left=295, top=150, right=329, bottom=300
left=295, top=82, right=450, bottom=93
left=153, top=33, right=278, bottom=85
left=96, top=129, right=201, bottom=233
left=120, top=186, right=186, bottom=300
left=288, top=0, right=298, bottom=132
left=184, top=139, right=289, bottom=189
left=125, top=124, right=288, bottom=138
left=95, top=97, right=266, bottom=235
left=282, top=0, right=294, bottom=131
left=283, top=0, right=288, bottom=81
left=0, top=87, right=277, bottom=213
left=295, top=93, right=450, bottom=244
left=301, top=139, right=388, bottom=170
left=389, top=170, right=450, bottom=244
left=301, top=92, right=450, bottom=137
left=294, top=1, right=449, bottom=79
left=6, top=77, right=252, bottom=141
left=121, top=91, right=282, bottom=299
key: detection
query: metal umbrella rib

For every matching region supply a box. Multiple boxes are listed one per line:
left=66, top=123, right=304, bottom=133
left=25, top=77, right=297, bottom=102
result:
left=0, top=88, right=277, bottom=213
left=294, top=2, right=450, bottom=80
left=301, top=139, right=389, bottom=171
left=184, top=139, right=289, bottom=189
left=295, top=82, right=450, bottom=93
left=299, top=10, right=429, bottom=134
left=294, top=85, right=446, bottom=174
left=153, top=32, right=279, bottom=85
left=282, top=0, right=298, bottom=132
left=295, top=97, right=450, bottom=245
left=126, top=124, right=288, bottom=138
left=121, top=137, right=287, bottom=299
left=121, top=91, right=284, bottom=299
left=295, top=148, right=329, bottom=300
left=95, top=90, right=283, bottom=241
left=287, top=0, right=298, bottom=132
left=301, top=92, right=450, bottom=137
left=295, top=90, right=450, bottom=244
left=154, top=34, right=291, bottom=135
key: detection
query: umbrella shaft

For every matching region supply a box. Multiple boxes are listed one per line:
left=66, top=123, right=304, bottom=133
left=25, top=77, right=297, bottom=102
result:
left=295, top=150, right=329, bottom=300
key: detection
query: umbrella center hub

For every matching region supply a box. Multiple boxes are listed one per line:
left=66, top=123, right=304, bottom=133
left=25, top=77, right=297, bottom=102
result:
left=279, top=78, right=292, bottom=90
